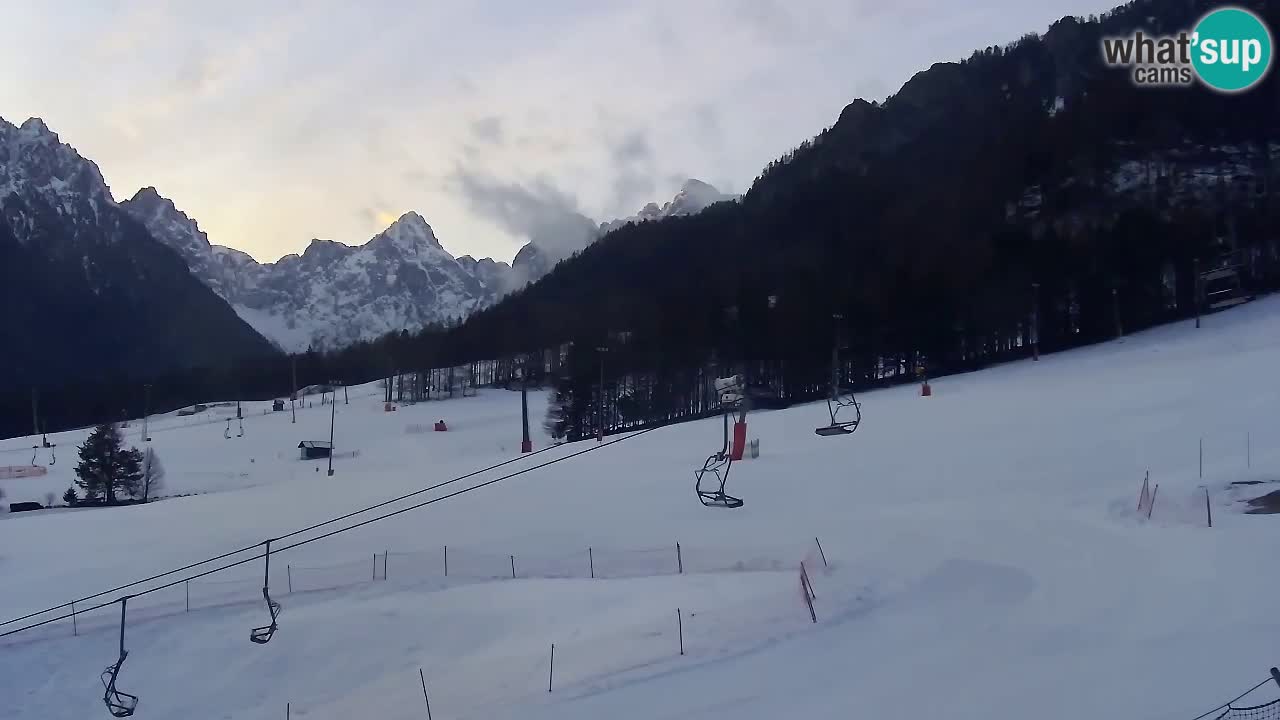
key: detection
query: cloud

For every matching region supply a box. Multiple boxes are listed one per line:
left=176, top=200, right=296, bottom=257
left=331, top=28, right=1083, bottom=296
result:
left=605, top=128, right=658, bottom=215
left=1, top=0, right=1128, bottom=266
left=611, top=130, right=652, bottom=164
left=449, top=169, right=599, bottom=258
left=359, top=202, right=402, bottom=231
left=470, top=116, right=504, bottom=145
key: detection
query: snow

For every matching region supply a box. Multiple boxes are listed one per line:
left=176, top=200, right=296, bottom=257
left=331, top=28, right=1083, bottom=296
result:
left=122, top=193, right=498, bottom=353
left=3, top=296, right=1280, bottom=720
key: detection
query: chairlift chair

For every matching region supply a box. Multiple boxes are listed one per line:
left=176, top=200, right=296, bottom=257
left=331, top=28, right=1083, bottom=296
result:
left=250, top=540, right=282, bottom=644
left=694, top=376, right=745, bottom=509
left=101, top=598, right=139, bottom=717
left=236, top=418, right=245, bottom=438
left=815, top=391, right=862, bottom=436
left=815, top=320, right=863, bottom=437
left=224, top=420, right=231, bottom=440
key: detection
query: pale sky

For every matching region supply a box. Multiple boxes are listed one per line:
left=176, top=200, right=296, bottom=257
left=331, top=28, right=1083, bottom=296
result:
left=1, top=0, right=1120, bottom=264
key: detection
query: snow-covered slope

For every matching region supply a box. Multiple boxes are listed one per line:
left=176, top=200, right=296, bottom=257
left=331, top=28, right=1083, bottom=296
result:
left=122, top=190, right=507, bottom=351
left=2, top=297, right=1279, bottom=720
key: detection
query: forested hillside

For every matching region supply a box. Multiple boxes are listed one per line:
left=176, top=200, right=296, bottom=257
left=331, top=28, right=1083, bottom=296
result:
left=6, top=0, right=1279, bottom=439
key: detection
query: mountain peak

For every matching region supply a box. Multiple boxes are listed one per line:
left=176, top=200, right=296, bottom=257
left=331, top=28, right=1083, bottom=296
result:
left=666, top=178, right=735, bottom=216
left=130, top=186, right=163, bottom=202
left=377, top=210, right=441, bottom=249
left=126, top=186, right=177, bottom=212
left=394, top=210, right=428, bottom=226
left=19, top=117, right=52, bottom=135
left=679, top=178, right=716, bottom=193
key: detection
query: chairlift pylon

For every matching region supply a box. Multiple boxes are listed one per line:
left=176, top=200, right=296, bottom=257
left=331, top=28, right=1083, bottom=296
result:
left=100, top=597, right=138, bottom=717
left=815, top=316, right=862, bottom=437
left=249, top=540, right=282, bottom=644
left=694, top=375, right=745, bottom=509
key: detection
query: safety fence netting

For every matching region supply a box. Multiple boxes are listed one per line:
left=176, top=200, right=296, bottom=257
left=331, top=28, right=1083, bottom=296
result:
left=1219, top=700, right=1280, bottom=720
left=288, top=549, right=835, bottom=720
left=1191, top=671, right=1280, bottom=720
left=0, top=538, right=826, bottom=648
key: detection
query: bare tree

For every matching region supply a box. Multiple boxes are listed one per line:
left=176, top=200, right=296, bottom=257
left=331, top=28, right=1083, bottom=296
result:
left=141, top=447, right=165, bottom=502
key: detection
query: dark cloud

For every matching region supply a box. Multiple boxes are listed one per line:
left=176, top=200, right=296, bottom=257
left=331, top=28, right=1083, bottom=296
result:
left=470, top=116, right=504, bottom=145
left=449, top=169, right=599, bottom=258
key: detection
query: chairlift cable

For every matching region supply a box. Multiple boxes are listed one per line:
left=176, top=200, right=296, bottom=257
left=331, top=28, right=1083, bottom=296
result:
left=0, top=426, right=658, bottom=639
left=0, top=439, right=564, bottom=631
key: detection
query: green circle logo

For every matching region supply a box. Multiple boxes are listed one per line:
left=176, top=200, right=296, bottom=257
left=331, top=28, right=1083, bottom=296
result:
left=1191, top=7, right=1273, bottom=93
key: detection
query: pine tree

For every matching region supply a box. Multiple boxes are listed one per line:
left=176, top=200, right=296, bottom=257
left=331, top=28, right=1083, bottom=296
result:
left=74, top=423, right=143, bottom=504
left=62, top=487, right=77, bottom=506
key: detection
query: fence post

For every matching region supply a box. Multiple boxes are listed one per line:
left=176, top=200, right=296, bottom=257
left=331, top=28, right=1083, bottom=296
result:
left=677, top=542, right=683, bottom=574
left=1147, top=484, right=1159, bottom=520
left=510, top=555, right=516, bottom=579
left=287, top=702, right=290, bottom=720
left=814, top=537, right=828, bottom=568
left=287, top=565, right=292, bottom=593
left=444, top=545, right=448, bottom=577
left=185, top=580, right=190, bottom=612
left=678, top=608, right=684, bottom=656
left=71, top=601, right=77, bottom=637
left=419, top=668, right=433, bottom=720
left=1270, top=667, right=1280, bottom=689
left=800, top=562, right=817, bottom=623
left=548, top=643, right=555, bottom=692
left=385, top=550, right=389, bottom=581
left=589, top=547, right=594, bottom=579
left=373, top=553, right=377, bottom=581
left=1205, top=487, right=1213, bottom=528
left=801, top=561, right=816, bottom=600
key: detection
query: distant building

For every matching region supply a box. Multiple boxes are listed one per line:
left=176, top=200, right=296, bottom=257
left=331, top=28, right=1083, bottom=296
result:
left=298, top=441, right=333, bottom=460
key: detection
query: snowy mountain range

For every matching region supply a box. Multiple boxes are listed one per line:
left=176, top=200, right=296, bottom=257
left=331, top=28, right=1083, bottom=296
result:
left=125, top=180, right=738, bottom=352
left=1, top=113, right=738, bottom=355
left=0, top=116, right=278, bottom=386
left=122, top=190, right=501, bottom=352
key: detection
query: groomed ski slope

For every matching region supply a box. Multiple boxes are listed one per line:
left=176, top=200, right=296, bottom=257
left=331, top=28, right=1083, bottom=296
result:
left=2, top=295, right=1279, bottom=720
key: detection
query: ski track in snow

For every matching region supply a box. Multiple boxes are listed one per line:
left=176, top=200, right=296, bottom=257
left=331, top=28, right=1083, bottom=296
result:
left=2, top=296, right=1280, bottom=719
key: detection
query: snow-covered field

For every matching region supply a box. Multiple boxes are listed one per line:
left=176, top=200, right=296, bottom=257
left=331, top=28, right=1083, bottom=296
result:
left=2, top=296, right=1279, bottom=720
